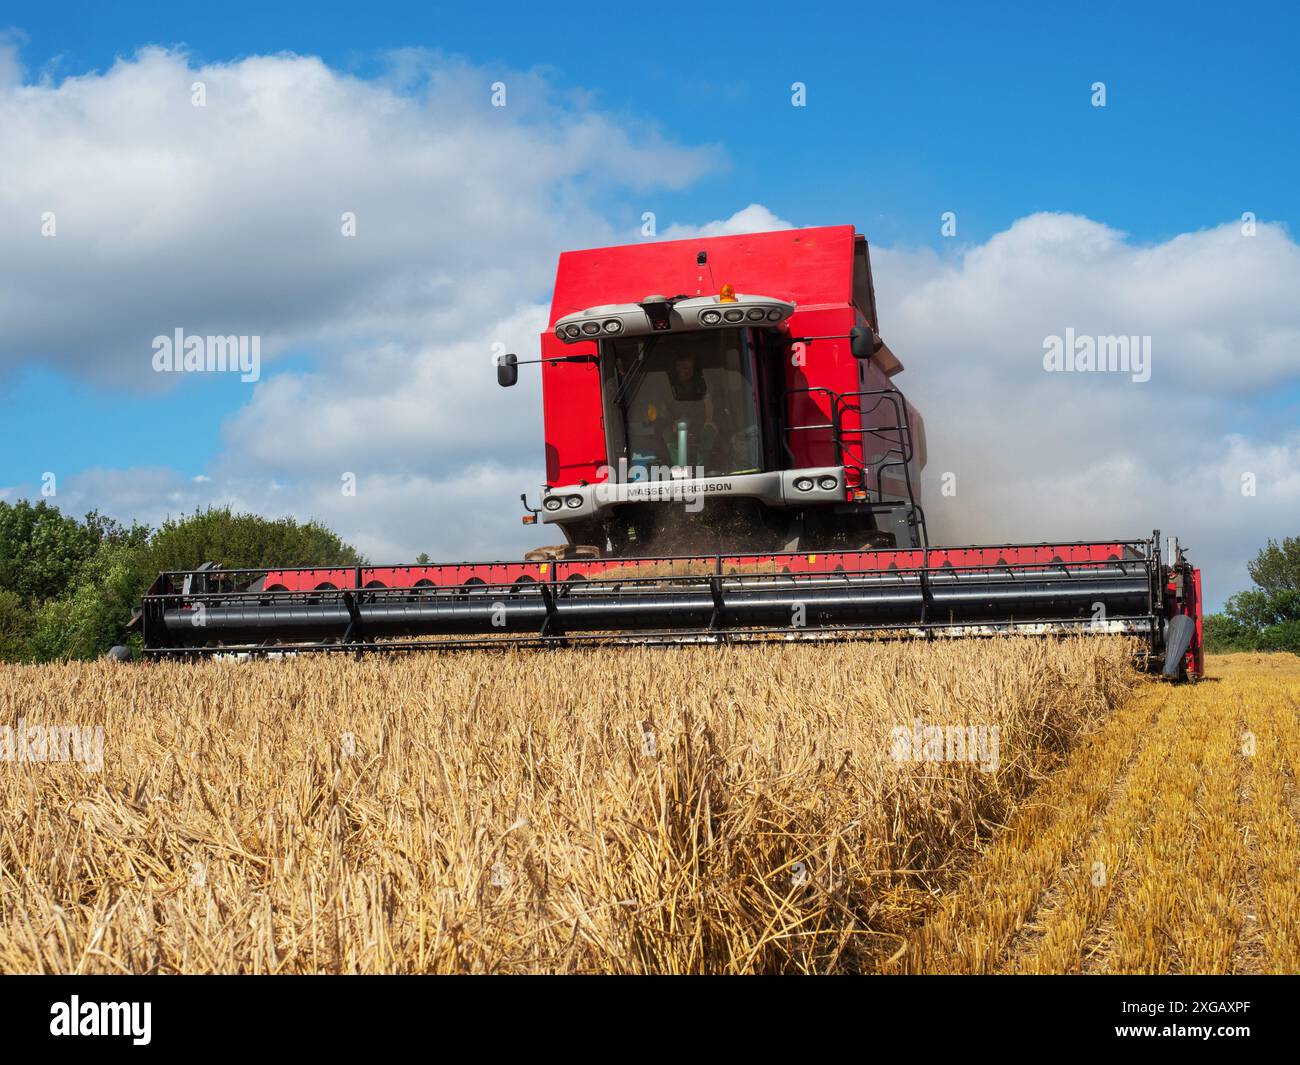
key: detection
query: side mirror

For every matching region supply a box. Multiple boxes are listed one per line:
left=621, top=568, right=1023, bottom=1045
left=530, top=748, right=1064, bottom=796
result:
left=496, top=352, right=519, bottom=387
left=850, top=325, right=877, bottom=360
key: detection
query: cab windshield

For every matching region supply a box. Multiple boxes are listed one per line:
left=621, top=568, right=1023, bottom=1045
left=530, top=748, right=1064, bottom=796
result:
left=604, top=328, right=762, bottom=478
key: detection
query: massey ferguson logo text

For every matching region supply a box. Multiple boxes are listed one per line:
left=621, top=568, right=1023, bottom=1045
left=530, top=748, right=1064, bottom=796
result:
left=50, top=997, right=151, bottom=1045
left=593, top=459, right=711, bottom=512
left=152, top=328, right=261, bottom=382
left=610, top=479, right=735, bottom=501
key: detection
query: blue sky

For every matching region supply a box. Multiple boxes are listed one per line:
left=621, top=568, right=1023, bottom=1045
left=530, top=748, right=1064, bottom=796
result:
left=1, top=1, right=1298, bottom=606
left=9, top=1, right=1298, bottom=248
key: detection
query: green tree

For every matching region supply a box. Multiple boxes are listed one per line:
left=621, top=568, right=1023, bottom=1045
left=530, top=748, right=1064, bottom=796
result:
left=1204, top=537, right=1300, bottom=655
left=28, top=540, right=156, bottom=662
left=0, top=500, right=101, bottom=602
left=1258, top=620, right=1300, bottom=655
left=1201, top=612, right=1253, bottom=654
left=0, top=589, right=34, bottom=662
left=145, top=507, right=364, bottom=574
left=0, top=502, right=364, bottom=662
left=0, top=501, right=148, bottom=602
left=1222, top=588, right=1300, bottom=631
left=1247, top=536, right=1300, bottom=595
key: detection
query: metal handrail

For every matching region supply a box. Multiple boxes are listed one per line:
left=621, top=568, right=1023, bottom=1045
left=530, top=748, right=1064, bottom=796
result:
left=836, top=388, right=926, bottom=542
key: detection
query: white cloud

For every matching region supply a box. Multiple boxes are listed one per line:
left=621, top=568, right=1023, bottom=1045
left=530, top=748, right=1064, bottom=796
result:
left=0, top=47, right=719, bottom=385
left=218, top=302, right=549, bottom=477
left=878, top=213, right=1300, bottom=395
left=658, top=203, right=793, bottom=240
left=873, top=213, right=1300, bottom=605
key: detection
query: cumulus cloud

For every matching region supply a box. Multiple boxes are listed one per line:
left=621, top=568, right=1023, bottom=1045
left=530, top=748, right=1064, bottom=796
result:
left=219, top=302, right=550, bottom=477
left=879, top=213, right=1300, bottom=396
left=658, top=203, right=793, bottom=240
left=0, top=46, right=719, bottom=386
left=873, top=213, right=1300, bottom=604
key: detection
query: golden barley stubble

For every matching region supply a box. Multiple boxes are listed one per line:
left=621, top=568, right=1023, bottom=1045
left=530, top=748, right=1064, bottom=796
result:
left=902, top=653, right=1300, bottom=976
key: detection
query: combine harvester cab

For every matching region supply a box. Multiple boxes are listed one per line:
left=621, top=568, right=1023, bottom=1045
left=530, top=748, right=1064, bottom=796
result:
left=138, top=226, right=1203, bottom=679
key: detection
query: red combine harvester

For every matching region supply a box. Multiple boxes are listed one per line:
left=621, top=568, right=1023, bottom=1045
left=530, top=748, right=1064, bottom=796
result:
left=139, top=225, right=1203, bottom=678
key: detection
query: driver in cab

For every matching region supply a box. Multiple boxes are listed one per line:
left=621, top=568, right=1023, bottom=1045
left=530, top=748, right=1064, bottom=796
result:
left=662, top=353, right=717, bottom=469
